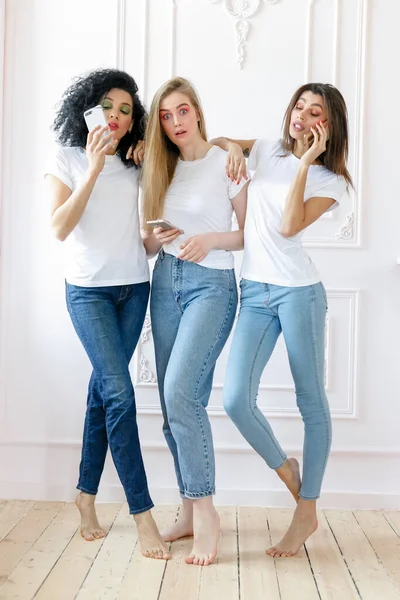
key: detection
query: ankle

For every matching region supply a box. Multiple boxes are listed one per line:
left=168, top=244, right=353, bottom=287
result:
left=134, top=510, right=152, bottom=524
left=296, top=498, right=317, bottom=518
left=77, top=492, right=96, bottom=506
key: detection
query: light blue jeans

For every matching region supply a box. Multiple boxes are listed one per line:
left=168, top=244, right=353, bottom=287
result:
left=150, top=250, right=237, bottom=498
left=223, top=279, right=330, bottom=500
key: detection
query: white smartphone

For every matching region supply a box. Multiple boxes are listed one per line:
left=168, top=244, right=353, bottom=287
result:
left=84, top=105, right=109, bottom=138
left=146, top=219, right=180, bottom=232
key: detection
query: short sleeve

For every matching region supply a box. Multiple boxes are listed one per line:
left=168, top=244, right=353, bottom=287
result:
left=247, top=139, right=260, bottom=171
left=309, top=175, right=347, bottom=210
left=44, top=146, right=73, bottom=190
left=228, top=169, right=250, bottom=200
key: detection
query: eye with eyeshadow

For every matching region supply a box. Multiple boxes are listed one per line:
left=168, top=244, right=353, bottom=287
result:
left=120, top=105, right=131, bottom=115
left=101, top=100, right=112, bottom=110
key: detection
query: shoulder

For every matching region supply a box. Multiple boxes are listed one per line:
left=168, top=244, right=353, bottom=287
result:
left=309, top=167, right=347, bottom=199
left=248, top=138, right=280, bottom=170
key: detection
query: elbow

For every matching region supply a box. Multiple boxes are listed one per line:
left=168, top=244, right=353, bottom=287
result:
left=52, top=224, right=68, bottom=242
left=237, top=229, right=244, bottom=250
left=279, top=222, right=300, bottom=238
left=279, top=226, right=294, bottom=238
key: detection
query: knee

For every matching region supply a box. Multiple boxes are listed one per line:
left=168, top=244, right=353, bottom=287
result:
left=223, top=386, right=246, bottom=425
left=100, top=372, right=134, bottom=412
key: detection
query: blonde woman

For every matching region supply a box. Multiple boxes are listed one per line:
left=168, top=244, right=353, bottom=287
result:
left=142, top=78, right=249, bottom=566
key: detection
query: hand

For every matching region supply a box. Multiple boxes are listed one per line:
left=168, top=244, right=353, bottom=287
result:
left=86, top=126, right=117, bottom=174
left=152, top=226, right=183, bottom=245
left=226, top=143, right=248, bottom=184
left=126, top=140, right=145, bottom=165
left=300, top=121, right=329, bottom=167
left=178, top=233, right=215, bottom=263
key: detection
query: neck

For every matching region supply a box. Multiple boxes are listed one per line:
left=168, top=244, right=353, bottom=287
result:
left=292, top=140, right=305, bottom=159
left=179, top=136, right=211, bottom=161
left=292, top=139, right=323, bottom=165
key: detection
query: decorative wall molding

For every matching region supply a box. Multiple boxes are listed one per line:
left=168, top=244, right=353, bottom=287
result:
left=135, top=290, right=359, bottom=420
left=140, top=315, right=152, bottom=343
left=142, top=0, right=150, bottom=100
left=171, top=0, right=177, bottom=77
left=336, top=212, right=354, bottom=240
left=116, top=0, right=126, bottom=69
left=139, top=355, right=156, bottom=384
left=2, top=439, right=400, bottom=458
left=304, top=0, right=316, bottom=82
left=303, top=0, right=366, bottom=249
left=207, top=0, right=280, bottom=69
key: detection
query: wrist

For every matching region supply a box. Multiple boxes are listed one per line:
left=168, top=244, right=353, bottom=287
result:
left=207, top=232, right=218, bottom=249
left=86, top=165, right=101, bottom=180
left=227, top=141, right=240, bottom=152
left=298, top=159, right=311, bottom=172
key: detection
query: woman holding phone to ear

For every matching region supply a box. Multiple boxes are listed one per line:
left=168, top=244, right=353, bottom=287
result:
left=212, top=83, right=353, bottom=558
left=45, top=69, right=170, bottom=560
left=141, top=77, right=249, bottom=567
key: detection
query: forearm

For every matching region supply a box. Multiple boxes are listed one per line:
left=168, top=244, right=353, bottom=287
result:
left=280, top=163, right=309, bottom=237
left=209, top=137, right=232, bottom=152
left=209, top=229, right=244, bottom=252
left=141, top=230, right=163, bottom=257
left=51, top=169, right=99, bottom=241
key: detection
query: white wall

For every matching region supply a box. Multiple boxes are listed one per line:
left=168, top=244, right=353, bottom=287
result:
left=1, top=0, right=399, bottom=509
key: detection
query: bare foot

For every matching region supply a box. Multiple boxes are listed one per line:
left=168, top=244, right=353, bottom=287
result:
left=161, top=499, right=194, bottom=542
left=185, top=497, right=220, bottom=567
left=266, top=500, right=318, bottom=558
left=276, top=457, right=301, bottom=503
left=75, top=492, right=107, bottom=541
left=134, top=510, right=171, bottom=560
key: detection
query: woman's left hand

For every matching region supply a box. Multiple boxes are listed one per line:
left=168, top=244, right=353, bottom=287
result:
left=126, top=140, right=145, bottom=165
left=300, top=121, right=329, bottom=167
left=178, top=233, right=215, bottom=263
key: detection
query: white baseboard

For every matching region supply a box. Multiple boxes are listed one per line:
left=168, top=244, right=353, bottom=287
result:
left=1, top=482, right=399, bottom=511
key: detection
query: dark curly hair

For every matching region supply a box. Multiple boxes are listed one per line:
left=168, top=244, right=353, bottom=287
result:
left=52, top=69, right=146, bottom=168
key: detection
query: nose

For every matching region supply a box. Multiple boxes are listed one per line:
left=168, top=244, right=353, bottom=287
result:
left=173, top=114, right=181, bottom=127
left=298, top=114, right=305, bottom=121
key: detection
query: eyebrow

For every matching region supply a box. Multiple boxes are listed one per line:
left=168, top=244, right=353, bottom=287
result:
left=103, top=96, right=132, bottom=107
left=159, top=103, right=190, bottom=112
left=297, top=96, right=323, bottom=109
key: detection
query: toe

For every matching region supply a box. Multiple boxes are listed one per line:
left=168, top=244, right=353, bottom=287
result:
left=185, top=554, right=195, bottom=564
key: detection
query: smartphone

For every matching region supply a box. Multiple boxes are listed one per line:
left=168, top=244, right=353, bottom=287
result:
left=146, top=219, right=179, bottom=231
left=84, top=105, right=109, bottom=138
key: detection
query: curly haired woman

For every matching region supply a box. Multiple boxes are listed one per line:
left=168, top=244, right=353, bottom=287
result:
left=45, top=69, right=170, bottom=560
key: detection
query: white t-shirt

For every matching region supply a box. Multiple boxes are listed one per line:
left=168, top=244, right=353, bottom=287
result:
left=242, top=139, right=346, bottom=287
left=45, top=146, right=149, bottom=287
left=162, top=145, right=248, bottom=270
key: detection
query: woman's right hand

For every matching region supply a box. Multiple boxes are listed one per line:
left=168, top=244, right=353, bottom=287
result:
left=86, top=126, right=117, bottom=174
left=226, top=142, right=248, bottom=183
left=152, top=226, right=184, bottom=245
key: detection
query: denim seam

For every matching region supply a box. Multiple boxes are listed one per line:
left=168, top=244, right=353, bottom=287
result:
left=190, top=282, right=236, bottom=495
left=299, top=286, right=331, bottom=499
left=66, top=287, right=94, bottom=491
left=246, top=317, right=287, bottom=467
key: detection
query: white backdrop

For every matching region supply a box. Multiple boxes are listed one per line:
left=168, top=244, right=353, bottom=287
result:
left=0, top=0, right=399, bottom=509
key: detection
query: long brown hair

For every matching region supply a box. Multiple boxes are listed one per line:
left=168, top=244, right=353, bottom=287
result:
left=281, top=83, right=353, bottom=188
left=142, top=77, right=207, bottom=225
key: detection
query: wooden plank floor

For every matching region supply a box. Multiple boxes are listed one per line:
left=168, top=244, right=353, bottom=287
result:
left=0, top=501, right=398, bottom=599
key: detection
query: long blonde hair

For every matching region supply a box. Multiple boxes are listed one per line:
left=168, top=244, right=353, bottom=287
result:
left=142, top=77, right=207, bottom=225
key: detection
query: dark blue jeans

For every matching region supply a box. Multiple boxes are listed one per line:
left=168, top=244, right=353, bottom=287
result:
left=65, top=281, right=153, bottom=515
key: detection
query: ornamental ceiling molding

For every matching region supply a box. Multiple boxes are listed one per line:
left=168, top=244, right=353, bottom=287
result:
left=207, top=0, right=280, bottom=69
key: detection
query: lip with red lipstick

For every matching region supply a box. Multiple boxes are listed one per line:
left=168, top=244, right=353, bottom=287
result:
left=108, top=121, right=119, bottom=132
